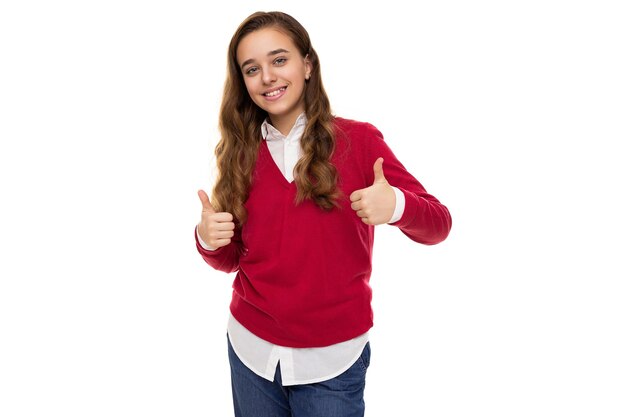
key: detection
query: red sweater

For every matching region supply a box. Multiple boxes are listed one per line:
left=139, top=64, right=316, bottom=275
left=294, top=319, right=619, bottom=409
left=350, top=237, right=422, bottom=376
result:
left=196, top=117, right=451, bottom=347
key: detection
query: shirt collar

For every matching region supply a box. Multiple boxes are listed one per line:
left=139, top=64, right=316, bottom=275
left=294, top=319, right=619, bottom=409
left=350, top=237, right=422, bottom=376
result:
left=261, top=112, right=308, bottom=141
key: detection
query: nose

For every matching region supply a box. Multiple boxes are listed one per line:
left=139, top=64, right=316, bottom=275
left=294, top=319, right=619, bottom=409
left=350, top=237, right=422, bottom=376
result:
left=261, top=66, right=276, bottom=85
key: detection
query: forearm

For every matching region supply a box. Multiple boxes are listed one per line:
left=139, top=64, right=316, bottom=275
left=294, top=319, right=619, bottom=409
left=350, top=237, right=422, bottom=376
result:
left=390, top=189, right=451, bottom=245
left=195, top=226, right=242, bottom=273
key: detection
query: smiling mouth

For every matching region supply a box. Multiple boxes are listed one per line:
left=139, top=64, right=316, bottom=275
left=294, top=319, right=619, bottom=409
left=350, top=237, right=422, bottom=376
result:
left=263, top=87, right=286, bottom=97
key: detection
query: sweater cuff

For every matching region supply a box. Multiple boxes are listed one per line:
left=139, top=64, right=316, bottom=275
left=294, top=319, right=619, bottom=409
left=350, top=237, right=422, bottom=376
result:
left=387, top=186, right=405, bottom=224
left=388, top=187, right=419, bottom=229
left=196, top=225, right=217, bottom=251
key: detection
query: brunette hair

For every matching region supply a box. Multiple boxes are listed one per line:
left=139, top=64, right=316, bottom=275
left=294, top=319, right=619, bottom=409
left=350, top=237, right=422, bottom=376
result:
left=212, top=11, right=339, bottom=226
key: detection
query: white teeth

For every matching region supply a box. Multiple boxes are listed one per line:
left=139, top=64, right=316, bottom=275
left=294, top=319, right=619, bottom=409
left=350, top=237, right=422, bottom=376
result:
left=265, top=87, right=285, bottom=97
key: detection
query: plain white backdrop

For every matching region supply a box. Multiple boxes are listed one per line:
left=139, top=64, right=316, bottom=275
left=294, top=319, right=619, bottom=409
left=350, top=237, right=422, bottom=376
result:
left=1, top=0, right=625, bottom=416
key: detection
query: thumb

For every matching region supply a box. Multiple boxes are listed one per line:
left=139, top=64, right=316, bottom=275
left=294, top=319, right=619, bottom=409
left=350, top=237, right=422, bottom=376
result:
left=372, top=157, right=386, bottom=183
left=197, top=189, right=215, bottom=213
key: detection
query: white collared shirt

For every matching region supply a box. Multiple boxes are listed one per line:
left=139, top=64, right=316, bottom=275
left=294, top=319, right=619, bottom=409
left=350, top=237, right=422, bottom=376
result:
left=198, top=113, right=405, bottom=385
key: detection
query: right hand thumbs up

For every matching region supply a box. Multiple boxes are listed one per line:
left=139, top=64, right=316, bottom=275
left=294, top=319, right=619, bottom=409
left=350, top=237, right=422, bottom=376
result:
left=197, top=189, right=235, bottom=249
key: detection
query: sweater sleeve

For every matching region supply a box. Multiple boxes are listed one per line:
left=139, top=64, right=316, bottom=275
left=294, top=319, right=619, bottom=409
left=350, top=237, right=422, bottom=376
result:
left=194, top=225, right=244, bottom=273
left=363, top=123, right=452, bottom=245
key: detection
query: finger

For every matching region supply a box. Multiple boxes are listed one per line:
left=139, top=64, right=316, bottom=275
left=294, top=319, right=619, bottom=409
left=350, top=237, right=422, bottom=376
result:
left=211, top=212, right=234, bottom=223
left=350, top=190, right=363, bottom=202
left=198, top=189, right=215, bottom=212
left=212, top=221, right=235, bottom=233
left=356, top=209, right=367, bottom=218
left=372, top=157, right=386, bottom=183
left=209, top=230, right=235, bottom=240
left=213, top=220, right=235, bottom=231
left=213, top=238, right=232, bottom=247
left=350, top=201, right=362, bottom=211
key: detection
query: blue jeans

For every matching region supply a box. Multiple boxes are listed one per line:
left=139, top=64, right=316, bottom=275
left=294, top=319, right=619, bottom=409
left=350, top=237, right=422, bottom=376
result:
left=227, top=336, right=370, bottom=417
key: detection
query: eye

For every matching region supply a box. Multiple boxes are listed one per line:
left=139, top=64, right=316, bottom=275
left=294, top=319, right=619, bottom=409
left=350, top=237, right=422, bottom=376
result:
left=244, top=66, right=259, bottom=76
left=274, top=57, right=287, bottom=65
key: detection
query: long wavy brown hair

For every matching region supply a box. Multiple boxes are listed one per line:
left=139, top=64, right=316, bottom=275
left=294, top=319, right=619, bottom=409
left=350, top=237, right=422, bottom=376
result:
left=212, top=11, right=340, bottom=226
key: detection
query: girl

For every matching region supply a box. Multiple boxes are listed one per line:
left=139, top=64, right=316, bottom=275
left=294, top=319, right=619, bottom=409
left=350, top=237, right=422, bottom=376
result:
left=195, top=11, right=451, bottom=417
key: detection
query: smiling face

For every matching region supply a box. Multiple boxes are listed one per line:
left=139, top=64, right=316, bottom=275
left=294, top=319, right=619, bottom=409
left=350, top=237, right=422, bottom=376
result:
left=237, top=28, right=311, bottom=134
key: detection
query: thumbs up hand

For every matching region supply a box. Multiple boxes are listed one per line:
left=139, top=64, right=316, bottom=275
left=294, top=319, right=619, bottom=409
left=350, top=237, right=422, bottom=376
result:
left=349, top=158, right=396, bottom=225
left=197, top=189, right=235, bottom=249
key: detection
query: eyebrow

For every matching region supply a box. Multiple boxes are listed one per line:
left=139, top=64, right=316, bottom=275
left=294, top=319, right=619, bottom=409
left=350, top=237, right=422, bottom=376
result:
left=240, top=48, right=290, bottom=69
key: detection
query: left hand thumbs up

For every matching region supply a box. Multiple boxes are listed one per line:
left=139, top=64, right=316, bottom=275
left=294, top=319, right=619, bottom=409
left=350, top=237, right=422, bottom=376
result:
left=349, top=157, right=396, bottom=225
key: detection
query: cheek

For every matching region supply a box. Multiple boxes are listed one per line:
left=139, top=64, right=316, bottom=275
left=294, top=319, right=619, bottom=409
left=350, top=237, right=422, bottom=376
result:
left=243, top=77, right=257, bottom=97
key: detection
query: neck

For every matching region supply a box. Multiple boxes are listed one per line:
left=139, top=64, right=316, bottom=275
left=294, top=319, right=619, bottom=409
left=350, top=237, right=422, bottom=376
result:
left=269, top=116, right=295, bottom=136
left=269, top=109, right=305, bottom=136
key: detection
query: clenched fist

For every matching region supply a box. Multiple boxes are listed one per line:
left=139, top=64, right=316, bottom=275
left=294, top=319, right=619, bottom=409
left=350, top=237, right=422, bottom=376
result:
left=349, top=157, right=396, bottom=225
left=197, top=189, right=235, bottom=249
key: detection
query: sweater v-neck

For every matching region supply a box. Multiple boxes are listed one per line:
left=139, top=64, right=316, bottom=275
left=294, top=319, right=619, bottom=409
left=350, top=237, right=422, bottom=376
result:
left=260, top=139, right=297, bottom=189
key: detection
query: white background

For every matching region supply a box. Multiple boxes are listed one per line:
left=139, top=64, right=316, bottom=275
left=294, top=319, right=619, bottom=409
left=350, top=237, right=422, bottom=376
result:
left=1, top=1, right=625, bottom=416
